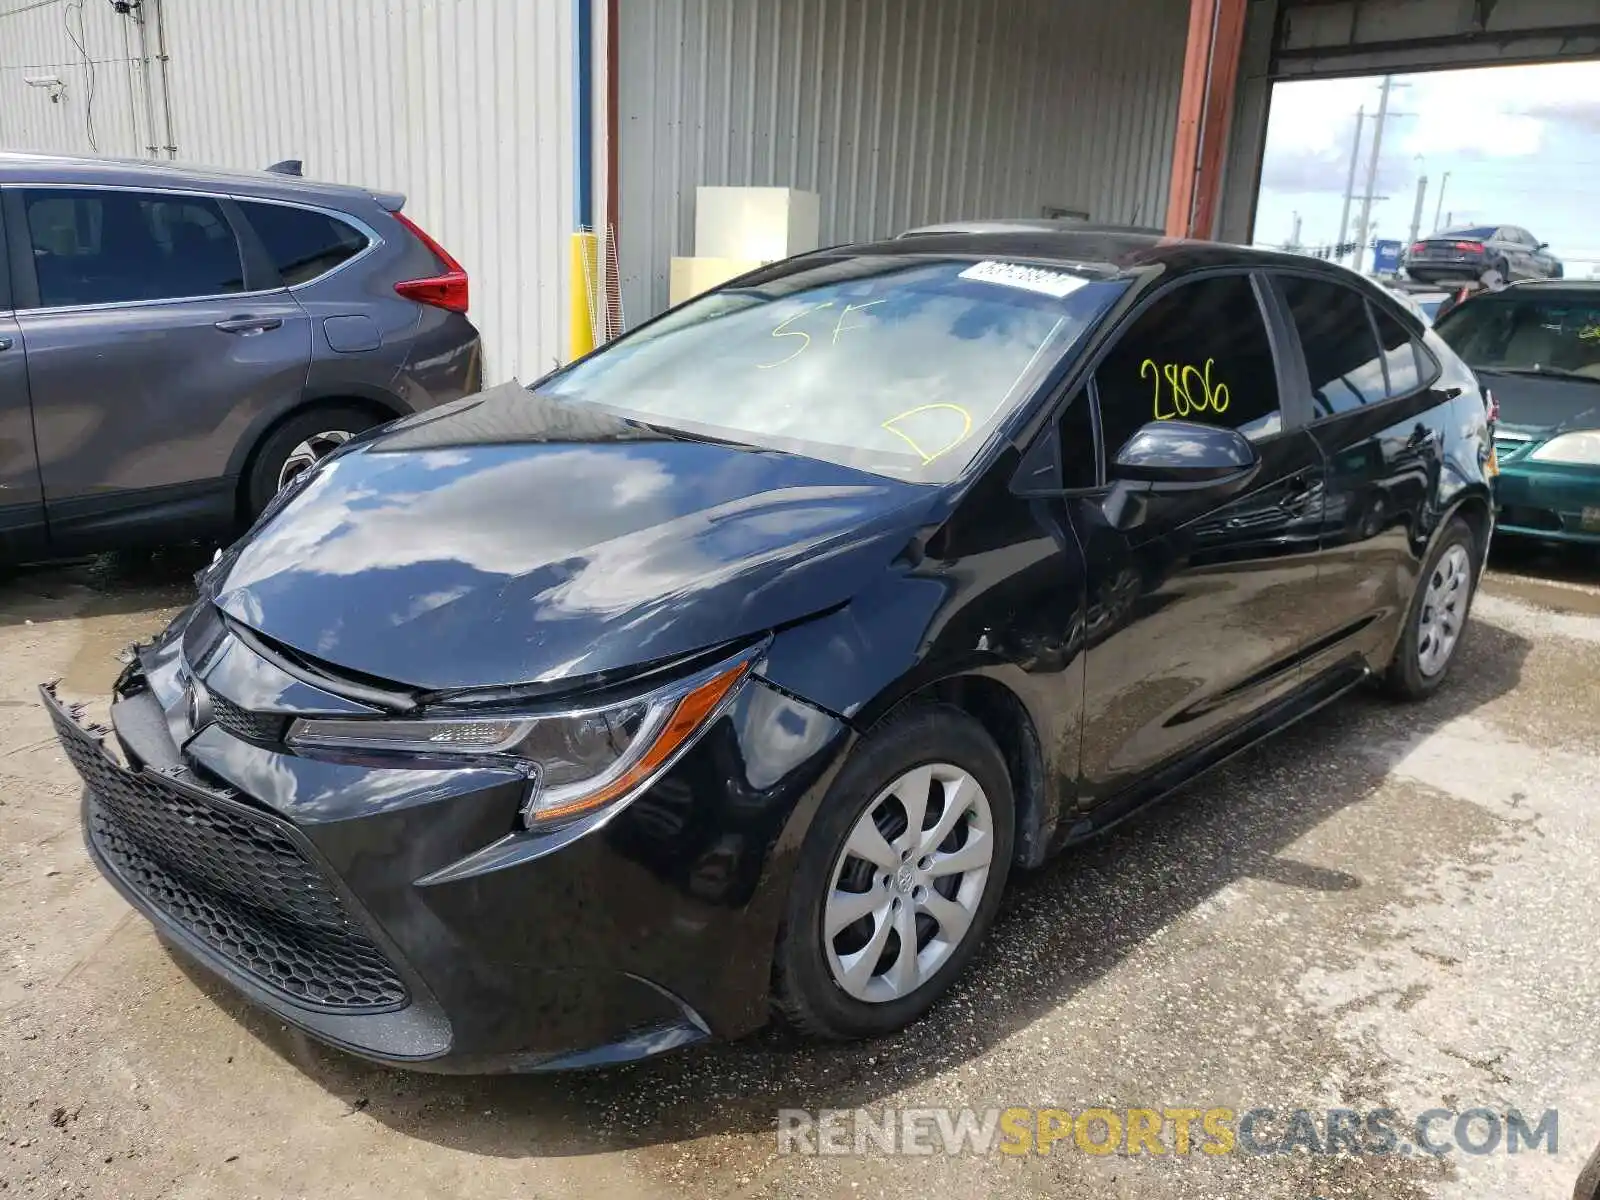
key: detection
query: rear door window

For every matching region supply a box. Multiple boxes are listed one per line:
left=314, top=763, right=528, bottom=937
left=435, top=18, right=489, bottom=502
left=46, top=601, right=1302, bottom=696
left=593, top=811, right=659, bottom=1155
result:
left=237, top=202, right=369, bottom=286
left=22, top=188, right=244, bottom=307
left=1095, top=274, right=1283, bottom=458
left=1278, top=276, right=1387, bottom=417
left=1369, top=305, right=1424, bottom=397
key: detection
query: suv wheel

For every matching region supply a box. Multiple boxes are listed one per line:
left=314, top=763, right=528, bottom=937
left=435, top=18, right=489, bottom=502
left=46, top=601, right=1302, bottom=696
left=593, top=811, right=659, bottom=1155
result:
left=773, top=705, right=1014, bottom=1040
left=244, top=406, right=384, bottom=519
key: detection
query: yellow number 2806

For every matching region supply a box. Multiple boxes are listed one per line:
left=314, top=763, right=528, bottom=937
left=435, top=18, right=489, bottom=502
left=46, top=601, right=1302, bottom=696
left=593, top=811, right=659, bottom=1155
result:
left=1142, top=358, right=1231, bottom=421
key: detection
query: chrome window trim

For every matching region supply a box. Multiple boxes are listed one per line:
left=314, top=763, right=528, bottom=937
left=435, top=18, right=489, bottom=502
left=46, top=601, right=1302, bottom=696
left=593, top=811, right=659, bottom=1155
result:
left=9, top=182, right=382, bottom=315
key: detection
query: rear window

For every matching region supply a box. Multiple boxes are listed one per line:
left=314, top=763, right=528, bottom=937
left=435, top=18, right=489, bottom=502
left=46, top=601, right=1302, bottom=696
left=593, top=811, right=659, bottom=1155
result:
left=1437, top=227, right=1498, bottom=240
left=238, top=201, right=368, bottom=286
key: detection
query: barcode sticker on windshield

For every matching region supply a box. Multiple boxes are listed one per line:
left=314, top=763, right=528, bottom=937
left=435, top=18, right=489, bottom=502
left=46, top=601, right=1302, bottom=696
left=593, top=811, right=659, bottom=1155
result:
left=959, top=260, right=1088, bottom=299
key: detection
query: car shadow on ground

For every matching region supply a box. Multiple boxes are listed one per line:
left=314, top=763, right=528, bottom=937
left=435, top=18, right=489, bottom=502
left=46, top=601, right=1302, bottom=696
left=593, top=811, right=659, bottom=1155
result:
left=0, top=546, right=214, bottom=630
left=1487, top=537, right=1600, bottom=589
left=166, top=612, right=1532, bottom=1160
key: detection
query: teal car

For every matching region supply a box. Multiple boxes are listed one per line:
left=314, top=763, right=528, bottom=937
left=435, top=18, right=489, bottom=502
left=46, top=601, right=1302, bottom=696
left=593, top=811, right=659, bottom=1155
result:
left=1434, top=282, right=1600, bottom=545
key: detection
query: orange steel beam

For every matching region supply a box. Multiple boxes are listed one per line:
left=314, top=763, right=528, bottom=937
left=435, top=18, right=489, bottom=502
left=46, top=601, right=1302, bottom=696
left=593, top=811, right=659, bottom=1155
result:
left=1166, top=0, right=1219, bottom=237
left=1192, top=0, right=1250, bottom=239
left=1166, top=0, right=1250, bottom=240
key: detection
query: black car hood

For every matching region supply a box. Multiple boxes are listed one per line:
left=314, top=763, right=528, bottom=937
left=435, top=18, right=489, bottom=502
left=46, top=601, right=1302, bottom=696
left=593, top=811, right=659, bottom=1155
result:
left=213, top=384, right=938, bottom=692
left=1480, top=370, right=1600, bottom=437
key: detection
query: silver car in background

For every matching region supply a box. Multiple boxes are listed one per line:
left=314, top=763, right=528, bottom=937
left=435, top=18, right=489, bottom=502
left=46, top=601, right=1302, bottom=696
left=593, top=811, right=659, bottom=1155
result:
left=0, top=152, right=482, bottom=564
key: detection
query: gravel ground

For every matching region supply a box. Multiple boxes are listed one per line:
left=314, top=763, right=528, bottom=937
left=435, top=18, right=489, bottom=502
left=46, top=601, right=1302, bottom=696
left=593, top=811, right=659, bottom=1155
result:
left=2, top=538, right=1598, bottom=1199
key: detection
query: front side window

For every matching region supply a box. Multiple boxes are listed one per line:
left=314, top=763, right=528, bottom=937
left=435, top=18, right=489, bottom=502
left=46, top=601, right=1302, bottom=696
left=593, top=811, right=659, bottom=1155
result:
left=237, top=201, right=369, bottom=286
left=540, top=256, right=1127, bottom=482
left=1095, top=274, right=1283, bottom=460
left=22, top=188, right=244, bottom=307
left=1279, top=276, right=1386, bottom=417
left=1435, top=295, right=1600, bottom=382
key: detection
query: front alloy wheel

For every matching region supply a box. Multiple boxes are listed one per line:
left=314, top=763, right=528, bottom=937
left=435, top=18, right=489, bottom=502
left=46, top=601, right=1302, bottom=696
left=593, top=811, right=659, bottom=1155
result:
left=773, top=704, right=1014, bottom=1040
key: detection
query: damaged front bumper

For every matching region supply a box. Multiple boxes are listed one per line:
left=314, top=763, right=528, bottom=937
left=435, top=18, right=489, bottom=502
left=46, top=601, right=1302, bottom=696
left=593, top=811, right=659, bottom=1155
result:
left=47, top=601, right=850, bottom=1072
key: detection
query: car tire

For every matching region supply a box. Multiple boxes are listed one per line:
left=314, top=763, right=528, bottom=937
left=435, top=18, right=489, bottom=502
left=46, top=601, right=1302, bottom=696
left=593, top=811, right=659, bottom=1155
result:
left=1493, top=257, right=1511, bottom=284
left=1384, top=517, right=1478, bottom=701
left=772, top=704, right=1014, bottom=1041
left=243, top=405, right=385, bottom=520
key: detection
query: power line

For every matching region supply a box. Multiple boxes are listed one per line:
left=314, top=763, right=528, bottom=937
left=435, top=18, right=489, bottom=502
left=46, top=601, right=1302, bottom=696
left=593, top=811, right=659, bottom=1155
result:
left=0, top=0, right=62, bottom=19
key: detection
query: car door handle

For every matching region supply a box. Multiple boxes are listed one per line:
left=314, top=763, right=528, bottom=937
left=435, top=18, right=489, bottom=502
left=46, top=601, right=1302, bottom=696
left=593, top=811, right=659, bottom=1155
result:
left=214, top=316, right=283, bottom=334
left=1279, top=473, right=1318, bottom=513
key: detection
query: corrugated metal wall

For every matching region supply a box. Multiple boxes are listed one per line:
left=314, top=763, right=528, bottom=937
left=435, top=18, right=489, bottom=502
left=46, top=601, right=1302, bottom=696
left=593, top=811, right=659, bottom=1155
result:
left=0, top=0, right=155, bottom=158
left=617, top=0, right=1190, bottom=319
left=0, top=0, right=573, bottom=383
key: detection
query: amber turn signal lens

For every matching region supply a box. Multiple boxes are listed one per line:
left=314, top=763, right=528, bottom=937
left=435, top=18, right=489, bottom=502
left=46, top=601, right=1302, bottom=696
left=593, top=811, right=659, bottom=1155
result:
left=530, top=659, right=752, bottom=823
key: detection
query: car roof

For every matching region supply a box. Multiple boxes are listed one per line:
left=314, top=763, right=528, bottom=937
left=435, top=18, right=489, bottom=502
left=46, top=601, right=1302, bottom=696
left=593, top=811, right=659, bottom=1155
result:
left=0, top=150, right=402, bottom=212
left=831, top=228, right=1395, bottom=293
left=899, top=218, right=1168, bottom=238
left=1500, top=278, right=1600, bottom=292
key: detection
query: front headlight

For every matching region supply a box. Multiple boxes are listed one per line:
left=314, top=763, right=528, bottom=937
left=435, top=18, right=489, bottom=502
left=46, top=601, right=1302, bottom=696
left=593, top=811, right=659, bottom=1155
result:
left=286, top=648, right=758, bottom=827
left=1528, top=430, right=1600, bottom=465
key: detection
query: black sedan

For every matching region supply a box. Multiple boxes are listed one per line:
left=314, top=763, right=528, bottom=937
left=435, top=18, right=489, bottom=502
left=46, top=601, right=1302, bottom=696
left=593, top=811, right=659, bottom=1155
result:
left=1406, top=223, right=1563, bottom=286
left=48, top=232, right=1496, bottom=1072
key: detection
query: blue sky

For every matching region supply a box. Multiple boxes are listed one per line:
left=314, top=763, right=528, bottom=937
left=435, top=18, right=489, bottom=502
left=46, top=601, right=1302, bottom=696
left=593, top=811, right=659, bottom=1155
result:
left=1253, top=60, right=1600, bottom=278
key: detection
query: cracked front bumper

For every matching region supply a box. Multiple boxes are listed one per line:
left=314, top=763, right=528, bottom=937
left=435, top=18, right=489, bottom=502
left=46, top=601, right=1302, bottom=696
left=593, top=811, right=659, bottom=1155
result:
left=50, top=606, right=850, bottom=1072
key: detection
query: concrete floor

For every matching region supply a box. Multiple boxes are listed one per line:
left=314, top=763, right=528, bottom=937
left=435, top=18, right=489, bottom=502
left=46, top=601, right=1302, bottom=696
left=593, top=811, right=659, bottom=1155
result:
left=2, top=538, right=1598, bottom=1199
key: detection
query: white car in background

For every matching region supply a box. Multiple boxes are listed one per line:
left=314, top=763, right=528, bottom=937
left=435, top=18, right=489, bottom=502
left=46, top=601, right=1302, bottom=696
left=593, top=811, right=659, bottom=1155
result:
left=1389, top=286, right=1457, bottom=326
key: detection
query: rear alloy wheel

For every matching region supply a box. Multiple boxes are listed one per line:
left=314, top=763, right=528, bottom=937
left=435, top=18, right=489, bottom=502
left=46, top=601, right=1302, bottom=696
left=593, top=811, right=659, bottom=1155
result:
left=244, top=405, right=384, bottom=520
left=773, top=705, right=1013, bottom=1040
left=1416, top=542, right=1472, bottom=677
left=277, top=430, right=353, bottom=491
left=1385, top=517, right=1477, bottom=700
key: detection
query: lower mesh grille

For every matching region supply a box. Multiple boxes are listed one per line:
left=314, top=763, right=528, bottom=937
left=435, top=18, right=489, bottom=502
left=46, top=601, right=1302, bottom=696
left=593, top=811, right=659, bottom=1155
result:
left=50, top=699, right=407, bottom=1012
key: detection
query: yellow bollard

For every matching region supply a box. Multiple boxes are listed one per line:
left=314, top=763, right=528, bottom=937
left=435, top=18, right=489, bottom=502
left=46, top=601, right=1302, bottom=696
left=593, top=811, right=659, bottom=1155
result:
left=568, top=231, right=599, bottom=362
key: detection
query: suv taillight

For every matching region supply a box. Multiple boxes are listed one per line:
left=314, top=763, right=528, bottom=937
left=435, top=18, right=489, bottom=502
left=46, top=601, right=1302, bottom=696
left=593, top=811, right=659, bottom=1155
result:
left=393, top=211, right=469, bottom=313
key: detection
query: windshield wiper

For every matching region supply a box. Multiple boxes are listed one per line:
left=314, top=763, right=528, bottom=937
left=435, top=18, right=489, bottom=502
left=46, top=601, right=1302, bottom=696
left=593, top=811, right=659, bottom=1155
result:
left=1477, top=365, right=1600, bottom=386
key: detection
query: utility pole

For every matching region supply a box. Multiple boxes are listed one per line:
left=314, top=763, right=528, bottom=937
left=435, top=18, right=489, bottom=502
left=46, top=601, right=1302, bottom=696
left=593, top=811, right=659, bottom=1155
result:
left=1408, top=173, right=1429, bottom=247
left=1290, top=211, right=1302, bottom=249
left=1336, top=106, right=1365, bottom=257
left=1352, top=75, right=1394, bottom=274
left=1432, top=171, right=1451, bottom=233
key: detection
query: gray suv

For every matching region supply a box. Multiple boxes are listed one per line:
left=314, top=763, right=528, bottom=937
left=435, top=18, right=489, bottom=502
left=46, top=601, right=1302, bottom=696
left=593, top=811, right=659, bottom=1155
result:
left=0, top=152, right=482, bottom=563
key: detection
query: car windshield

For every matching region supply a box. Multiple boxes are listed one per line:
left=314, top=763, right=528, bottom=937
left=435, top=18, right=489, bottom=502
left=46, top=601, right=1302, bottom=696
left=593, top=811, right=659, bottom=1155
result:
left=537, top=255, right=1127, bottom=483
left=1435, top=294, right=1600, bottom=380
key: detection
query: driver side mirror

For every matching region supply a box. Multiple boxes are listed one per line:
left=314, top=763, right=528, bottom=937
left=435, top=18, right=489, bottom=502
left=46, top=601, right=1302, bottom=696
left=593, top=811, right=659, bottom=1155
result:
left=1102, top=420, right=1261, bottom=530
left=1537, top=242, right=1550, bottom=251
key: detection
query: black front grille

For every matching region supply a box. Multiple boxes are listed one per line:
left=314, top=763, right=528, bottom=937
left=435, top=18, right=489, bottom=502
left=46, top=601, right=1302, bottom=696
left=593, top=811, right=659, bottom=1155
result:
left=49, top=700, right=407, bottom=1012
left=207, top=694, right=288, bottom=745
